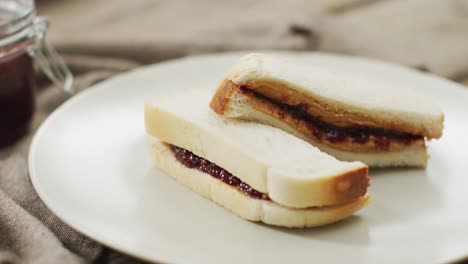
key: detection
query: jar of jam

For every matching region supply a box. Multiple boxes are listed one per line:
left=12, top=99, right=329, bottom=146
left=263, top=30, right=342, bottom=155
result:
left=0, top=0, right=72, bottom=148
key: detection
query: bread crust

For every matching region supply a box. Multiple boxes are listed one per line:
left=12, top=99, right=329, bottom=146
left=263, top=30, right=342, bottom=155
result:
left=211, top=80, right=426, bottom=153
left=210, top=79, right=237, bottom=116
left=149, top=140, right=370, bottom=228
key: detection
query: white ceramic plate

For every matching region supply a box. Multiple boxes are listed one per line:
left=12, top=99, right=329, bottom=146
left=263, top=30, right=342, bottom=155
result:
left=29, top=52, right=468, bottom=264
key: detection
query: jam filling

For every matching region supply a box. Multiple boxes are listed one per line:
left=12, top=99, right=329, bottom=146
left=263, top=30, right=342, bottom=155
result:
left=170, top=145, right=270, bottom=200
left=242, top=88, right=422, bottom=150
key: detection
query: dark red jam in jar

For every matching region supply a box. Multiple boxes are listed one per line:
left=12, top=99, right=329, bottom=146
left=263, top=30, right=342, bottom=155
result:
left=0, top=52, right=35, bottom=147
left=0, top=0, right=73, bottom=148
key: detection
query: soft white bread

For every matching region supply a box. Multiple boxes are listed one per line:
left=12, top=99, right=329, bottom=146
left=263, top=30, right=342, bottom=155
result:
left=220, top=89, right=428, bottom=167
left=149, top=139, right=370, bottom=228
left=221, top=53, right=444, bottom=138
left=145, top=88, right=369, bottom=209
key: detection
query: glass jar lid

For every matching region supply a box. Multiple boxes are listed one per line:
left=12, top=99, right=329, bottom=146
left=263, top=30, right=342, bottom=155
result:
left=0, top=0, right=35, bottom=37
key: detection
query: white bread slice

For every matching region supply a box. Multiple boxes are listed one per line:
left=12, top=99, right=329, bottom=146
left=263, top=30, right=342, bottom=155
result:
left=149, top=139, right=370, bottom=228
left=221, top=90, right=428, bottom=167
left=223, top=53, right=444, bottom=138
left=145, top=88, right=369, bottom=209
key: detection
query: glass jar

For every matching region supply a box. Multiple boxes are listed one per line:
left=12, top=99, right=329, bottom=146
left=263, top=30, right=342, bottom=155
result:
left=0, top=0, right=72, bottom=148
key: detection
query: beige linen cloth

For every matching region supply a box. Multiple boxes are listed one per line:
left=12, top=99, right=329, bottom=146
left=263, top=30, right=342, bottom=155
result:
left=1, top=0, right=467, bottom=263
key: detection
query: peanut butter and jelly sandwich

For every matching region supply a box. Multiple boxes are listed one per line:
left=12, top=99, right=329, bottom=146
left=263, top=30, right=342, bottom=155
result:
left=210, top=53, right=444, bottom=167
left=145, top=89, right=370, bottom=228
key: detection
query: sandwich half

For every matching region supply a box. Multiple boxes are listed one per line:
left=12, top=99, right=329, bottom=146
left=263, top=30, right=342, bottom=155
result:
left=210, top=53, right=444, bottom=167
left=145, top=89, right=370, bottom=228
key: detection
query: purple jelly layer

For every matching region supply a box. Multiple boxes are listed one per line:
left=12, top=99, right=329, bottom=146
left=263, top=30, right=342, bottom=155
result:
left=243, top=88, right=422, bottom=151
left=170, top=145, right=270, bottom=200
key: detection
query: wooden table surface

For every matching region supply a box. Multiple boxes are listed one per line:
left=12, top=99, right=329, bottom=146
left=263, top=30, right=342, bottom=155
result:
left=38, top=0, right=468, bottom=85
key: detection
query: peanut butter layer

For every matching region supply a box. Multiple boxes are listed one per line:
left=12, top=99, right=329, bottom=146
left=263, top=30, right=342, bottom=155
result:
left=210, top=80, right=425, bottom=153
left=239, top=79, right=436, bottom=139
